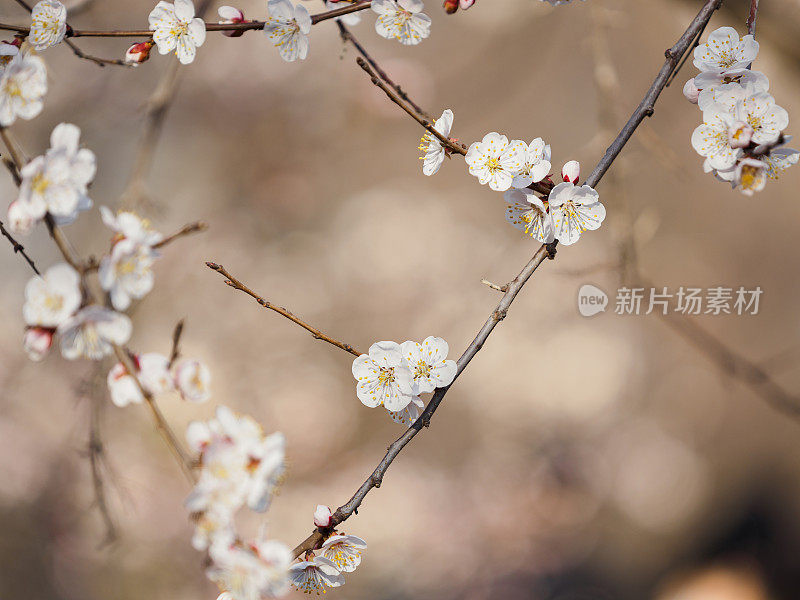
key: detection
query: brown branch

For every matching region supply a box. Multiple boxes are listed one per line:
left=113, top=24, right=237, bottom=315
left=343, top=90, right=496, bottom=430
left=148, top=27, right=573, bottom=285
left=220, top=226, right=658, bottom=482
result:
left=112, top=344, right=197, bottom=481
left=0, top=1, right=372, bottom=39
left=0, top=219, right=40, bottom=274
left=86, top=363, right=118, bottom=547
left=205, top=262, right=362, bottom=357
left=168, top=319, right=185, bottom=369
left=152, top=221, right=208, bottom=249
left=746, top=0, right=760, bottom=36
left=336, top=21, right=431, bottom=121
left=356, top=57, right=467, bottom=156
left=289, top=0, right=727, bottom=559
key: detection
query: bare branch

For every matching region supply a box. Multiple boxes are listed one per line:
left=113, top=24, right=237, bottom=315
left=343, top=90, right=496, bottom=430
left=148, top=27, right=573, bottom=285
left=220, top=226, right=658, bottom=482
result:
left=206, top=262, right=362, bottom=357
left=337, top=21, right=431, bottom=120
left=152, top=221, right=208, bottom=249
left=0, top=219, right=40, bottom=274
left=356, top=57, right=467, bottom=156
left=746, top=0, right=760, bottom=36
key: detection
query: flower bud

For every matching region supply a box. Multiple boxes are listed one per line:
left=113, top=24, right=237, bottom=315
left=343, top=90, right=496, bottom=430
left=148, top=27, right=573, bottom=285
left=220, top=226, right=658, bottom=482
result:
left=561, top=160, right=580, bottom=184
left=728, top=120, right=754, bottom=149
left=682, top=78, right=700, bottom=104
left=460, top=0, right=475, bottom=8
left=218, top=6, right=246, bottom=37
left=24, top=327, right=54, bottom=362
left=443, top=0, right=459, bottom=13
left=735, top=158, right=767, bottom=196
left=313, top=504, right=332, bottom=527
left=125, top=41, right=154, bottom=65
left=7, top=200, right=37, bottom=235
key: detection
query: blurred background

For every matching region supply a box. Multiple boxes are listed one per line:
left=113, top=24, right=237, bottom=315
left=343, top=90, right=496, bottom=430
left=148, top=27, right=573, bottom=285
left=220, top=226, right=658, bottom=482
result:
left=2, top=0, right=800, bottom=598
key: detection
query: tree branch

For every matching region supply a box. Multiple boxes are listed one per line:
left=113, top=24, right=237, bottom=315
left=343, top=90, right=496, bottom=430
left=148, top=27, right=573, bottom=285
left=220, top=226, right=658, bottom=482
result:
left=746, top=0, right=760, bottom=36
left=0, top=219, right=40, bottom=274
left=288, top=0, right=727, bottom=559
left=205, top=262, right=362, bottom=357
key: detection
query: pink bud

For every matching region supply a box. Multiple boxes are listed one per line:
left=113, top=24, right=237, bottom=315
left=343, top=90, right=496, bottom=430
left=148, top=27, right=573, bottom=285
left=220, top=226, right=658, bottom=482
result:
left=218, top=6, right=246, bottom=37
left=125, top=41, right=154, bottom=65
left=728, top=121, right=754, bottom=149
left=459, top=0, right=476, bottom=8
left=313, top=505, right=332, bottom=527
left=24, top=327, right=54, bottom=362
left=442, top=0, right=459, bottom=12
left=561, top=160, right=580, bottom=184
left=682, top=78, right=700, bottom=104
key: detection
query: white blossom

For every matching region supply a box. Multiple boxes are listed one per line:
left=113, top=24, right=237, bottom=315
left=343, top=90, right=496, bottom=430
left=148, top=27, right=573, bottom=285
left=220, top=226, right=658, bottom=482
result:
left=734, top=157, right=767, bottom=196
left=0, top=40, right=20, bottom=72
left=0, top=50, right=47, bottom=127
left=419, top=109, right=453, bottom=176
left=388, top=395, right=424, bottom=426
left=99, top=239, right=157, bottom=311
left=400, top=336, right=457, bottom=394
left=326, top=0, right=362, bottom=26
left=23, top=326, right=53, bottom=361
left=465, top=133, right=527, bottom=192
left=371, top=0, right=431, bottom=46
left=691, top=104, right=741, bottom=170
left=175, top=358, right=211, bottom=402
left=693, top=69, right=769, bottom=100
left=321, top=534, right=367, bottom=573
left=107, top=352, right=173, bottom=407
left=263, top=0, right=311, bottom=63
left=16, top=123, right=96, bottom=227
left=208, top=538, right=292, bottom=600
left=149, top=0, right=206, bottom=65
left=736, top=91, right=789, bottom=145
left=696, top=75, right=769, bottom=111
left=288, top=556, right=344, bottom=593
left=502, top=187, right=555, bottom=244
left=547, top=180, right=605, bottom=246
left=23, top=262, right=81, bottom=328
left=100, top=206, right=163, bottom=246
left=192, top=506, right=235, bottom=552
left=29, top=1, right=67, bottom=51
left=351, top=341, right=415, bottom=412
left=762, top=147, right=799, bottom=179
left=511, top=138, right=551, bottom=189
left=57, top=305, right=132, bottom=360
left=683, top=78, right=700, bottom=104
left=693, top=27, right=758, bottom=73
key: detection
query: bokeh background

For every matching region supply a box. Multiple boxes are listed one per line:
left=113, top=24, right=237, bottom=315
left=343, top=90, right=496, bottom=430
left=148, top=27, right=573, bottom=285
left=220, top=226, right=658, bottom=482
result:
left=2, top=0, right=800, bottom=598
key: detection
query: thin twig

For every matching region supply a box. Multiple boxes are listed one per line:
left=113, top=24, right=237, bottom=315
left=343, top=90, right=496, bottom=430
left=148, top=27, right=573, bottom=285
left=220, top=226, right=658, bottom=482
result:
left=336, top=21, right=431, bottom=121
left=746, top=0, right=760, bottom=36
left=480, top=278, right=507, bottom=292
left=168, top=319, right=185, bottom=369
left=356, top=57, right=467, bottom=156
left=86, top=362, right=119, bottom=546
left=0, top=219, right=40, bottom=274
left=112, top=345, right=197, bottom=481
left=206, top=262, right=362, bottom=357
left=152, top=221, right=208, bottom=249
left=63, top=39, right=133, bottom=68
left=289, top=0, right=727, bottom=559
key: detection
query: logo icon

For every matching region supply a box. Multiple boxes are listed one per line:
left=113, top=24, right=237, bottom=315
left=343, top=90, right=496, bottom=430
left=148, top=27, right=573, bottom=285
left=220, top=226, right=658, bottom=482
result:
left=578, top=284, right=608, bottom=317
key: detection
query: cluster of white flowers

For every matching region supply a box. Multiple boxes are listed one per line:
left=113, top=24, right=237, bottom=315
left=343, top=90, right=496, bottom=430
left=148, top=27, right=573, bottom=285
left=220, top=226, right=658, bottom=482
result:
left=685, top=26, right=798, bottom=195
left=22, top=262, right=132, bottom=362
left=108, top=354, right=210, bottom=406
left=420, top=109, right=605, bottom=246
left=141, top=0, right=433, bottom=66
left=185, top=406, right=324, bottom=600
left=9, top=123, right=95, bottom=234
left=352, top=336, right=457, bottom=426
left=288, top=505, right=367, bottom=594
left=0, top=46, right=47, bottom=126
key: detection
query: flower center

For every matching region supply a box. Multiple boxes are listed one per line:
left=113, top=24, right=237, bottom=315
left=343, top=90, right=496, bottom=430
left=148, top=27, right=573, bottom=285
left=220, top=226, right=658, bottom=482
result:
left=31, top=173, right=50, bottom=196
left=413, top=359, right=431, bottom=379
left=44, top=293, right=64, bottom=312
left=377, top=366, right=395, bottom=386
left=740, top=165, right=759, bottom=190
left=485, top=157, right=502, bottom=173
